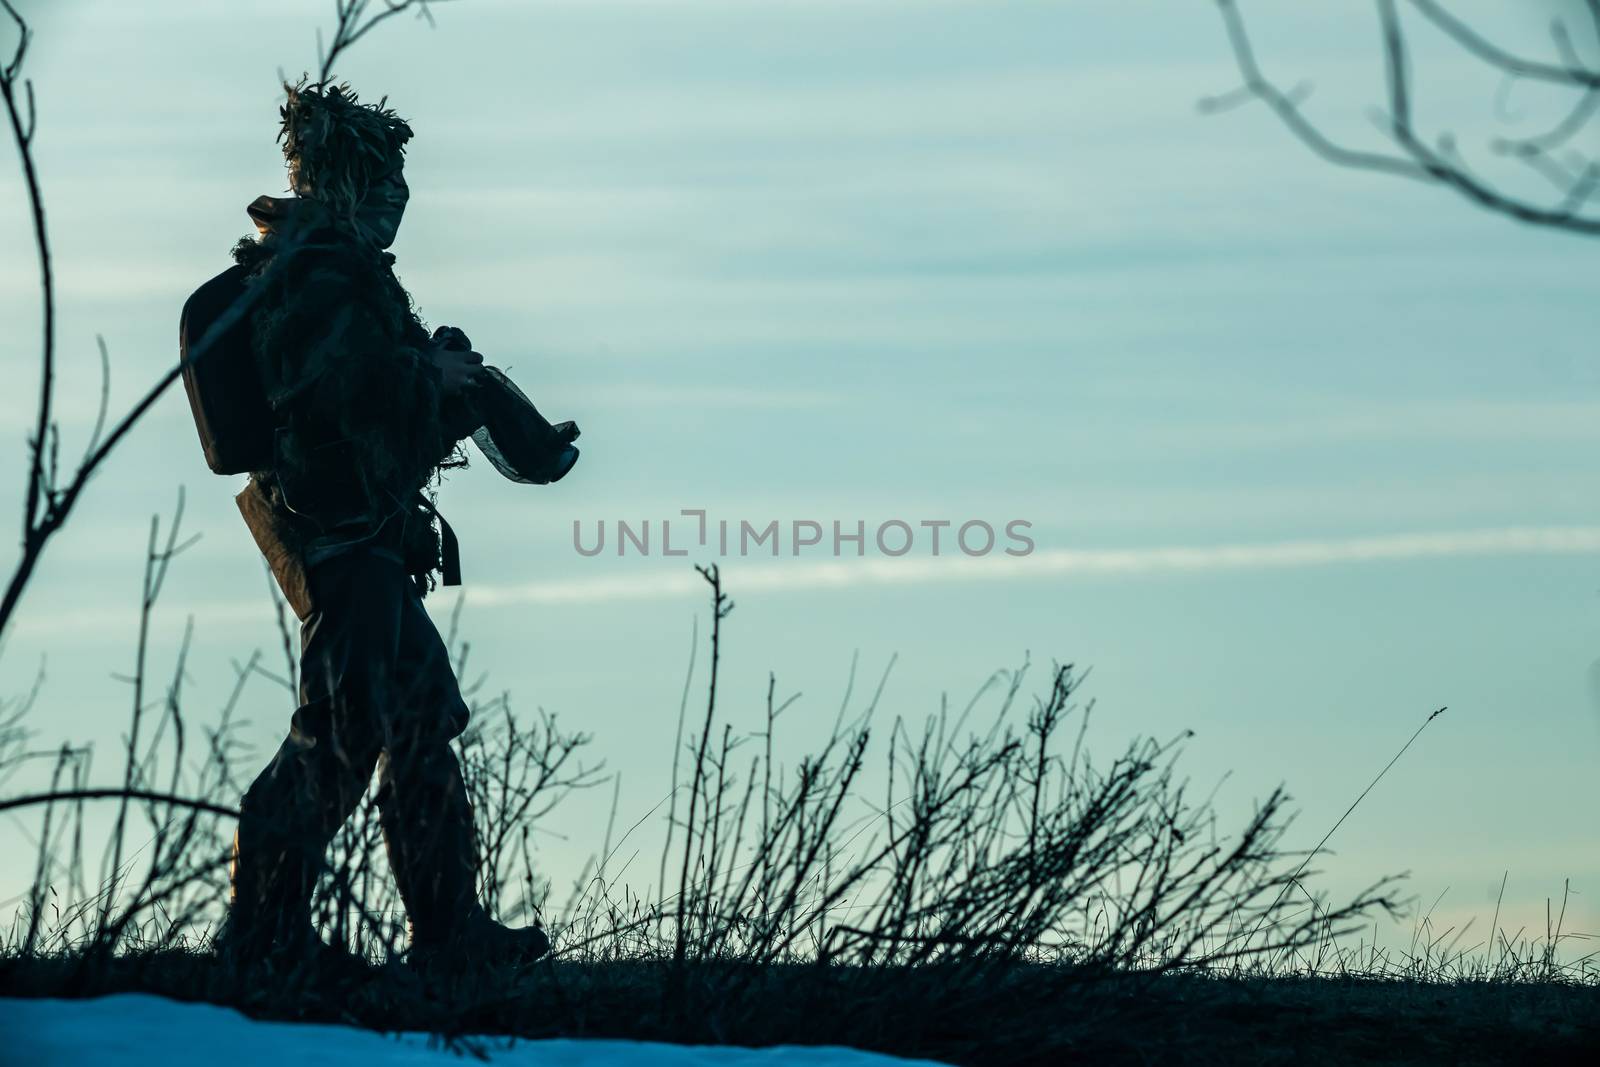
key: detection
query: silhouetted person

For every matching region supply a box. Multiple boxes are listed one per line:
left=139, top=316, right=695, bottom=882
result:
left=181, top=81, right=577, bottom=974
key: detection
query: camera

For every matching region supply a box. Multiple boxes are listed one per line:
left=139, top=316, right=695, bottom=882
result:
left=432, top=325, right=580, bottom=485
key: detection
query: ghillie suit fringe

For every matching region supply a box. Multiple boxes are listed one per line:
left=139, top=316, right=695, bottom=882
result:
left=225, top=79, right=478, bottom=600
left=234, top=198, right=468, bottom=600
left=279, top=78, right=413, bottom=221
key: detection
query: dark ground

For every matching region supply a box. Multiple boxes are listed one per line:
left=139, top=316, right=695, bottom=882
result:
left=1, top=953, right=1595, bottom=1065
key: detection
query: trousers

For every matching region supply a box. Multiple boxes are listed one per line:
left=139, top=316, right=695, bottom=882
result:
left=231, top=547, right=478, bottom=948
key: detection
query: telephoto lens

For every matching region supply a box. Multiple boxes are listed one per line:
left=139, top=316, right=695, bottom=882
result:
left=431, top=325, right=581, bottom=484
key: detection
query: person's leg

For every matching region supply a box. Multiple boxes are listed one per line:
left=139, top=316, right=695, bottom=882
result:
left=376, top=579, right=549, bottom=965
left=376, top=735, right=478, bottom=947
left=226, top=550, right=406, bottom=959
left=375, top=577, right=475, bottom=943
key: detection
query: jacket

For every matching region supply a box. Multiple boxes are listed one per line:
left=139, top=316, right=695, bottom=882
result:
left=230, top=195, right=475, bottom=615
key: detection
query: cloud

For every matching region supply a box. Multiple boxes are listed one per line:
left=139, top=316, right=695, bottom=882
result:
left=566, top=383, right=843, bottom=410
left=17, top=525, right=1594, bottom=638
left=460, top=525, right=1600, bottom=607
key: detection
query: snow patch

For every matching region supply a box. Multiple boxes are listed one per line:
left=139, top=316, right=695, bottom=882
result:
left=0, top=993, right=949, bottom=1067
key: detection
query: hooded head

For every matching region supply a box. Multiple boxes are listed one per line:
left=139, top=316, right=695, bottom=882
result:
left=278, top=79, right=412, bottom=248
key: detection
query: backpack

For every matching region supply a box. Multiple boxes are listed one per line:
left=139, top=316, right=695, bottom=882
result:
left=179, top=263, right=274, bottom=475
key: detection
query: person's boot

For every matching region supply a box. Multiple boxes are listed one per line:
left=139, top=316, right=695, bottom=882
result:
left=217, top=825, right=311, bottom=964
left=218, top=825, right=373, bottom=985
left=407, top=905, right=551, bottom=971
left=378, top=748, right=550, bottom=971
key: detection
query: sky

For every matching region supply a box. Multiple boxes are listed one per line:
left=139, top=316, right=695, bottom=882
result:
left=1, top=0, right=1597, bottom=955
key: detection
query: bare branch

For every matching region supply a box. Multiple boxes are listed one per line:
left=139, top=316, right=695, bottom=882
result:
left=0, top=788, right=237, bottom=821
left=318, top=0, right=446, bottom=83
left=1407, top=0, right=1600, bottom=89
left=1207, top=0, right=1600, bottom=237
left=1, top=0, right=56, bottom=554
left=1203, top=0, right=1428, bottom=182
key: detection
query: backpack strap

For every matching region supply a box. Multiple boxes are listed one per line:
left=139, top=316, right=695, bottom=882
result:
left=411, top=493, right=461, bottom=587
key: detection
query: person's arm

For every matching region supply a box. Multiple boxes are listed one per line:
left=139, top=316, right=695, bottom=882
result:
left=429, top=325, right=488, bottom=442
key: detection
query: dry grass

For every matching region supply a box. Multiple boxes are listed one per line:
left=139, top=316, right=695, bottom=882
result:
left=2, top=563, right=1595, bottom=1065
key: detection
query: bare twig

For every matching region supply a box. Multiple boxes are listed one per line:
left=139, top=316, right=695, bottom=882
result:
left=1206, top=0, right=1600, bottom=236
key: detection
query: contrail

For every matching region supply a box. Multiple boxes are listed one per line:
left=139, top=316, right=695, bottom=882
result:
left=463, top=525, right=1600, bottom=607
left=14, top=526, right=1600, bottom=636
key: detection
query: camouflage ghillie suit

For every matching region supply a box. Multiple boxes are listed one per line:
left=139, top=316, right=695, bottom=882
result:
left=232, top=193, right=469, bottom=606
left=210, top=82, right=551, bottom=971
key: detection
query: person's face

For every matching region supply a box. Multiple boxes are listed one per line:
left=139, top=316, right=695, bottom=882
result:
left=356, top=163, right=409, bottom=248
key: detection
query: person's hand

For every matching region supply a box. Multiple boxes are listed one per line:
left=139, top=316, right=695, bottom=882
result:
left=425, top=338, right=485, bottom=397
